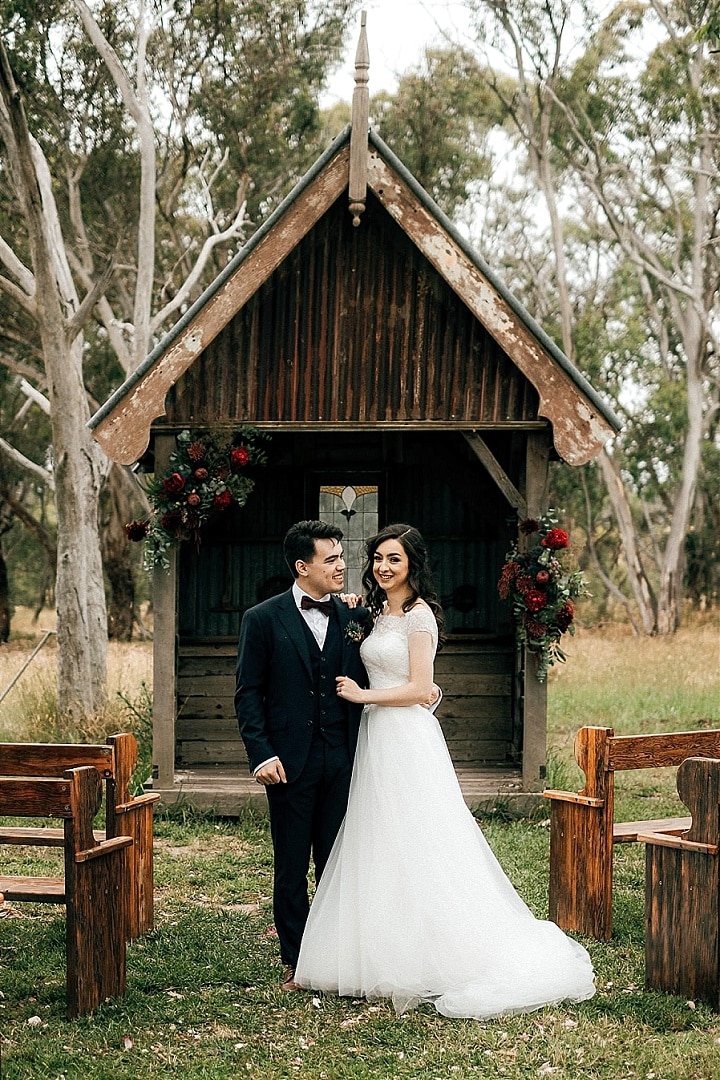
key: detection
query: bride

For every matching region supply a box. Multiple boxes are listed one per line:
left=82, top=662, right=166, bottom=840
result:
left=294, top=523, right=595, bottom=1019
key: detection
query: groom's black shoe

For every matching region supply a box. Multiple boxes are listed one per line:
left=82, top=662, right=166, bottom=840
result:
left=281, top=965, right=301, bottom=992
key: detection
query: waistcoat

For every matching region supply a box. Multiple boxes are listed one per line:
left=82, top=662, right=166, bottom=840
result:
left=299, top=608, right=347, bottom=745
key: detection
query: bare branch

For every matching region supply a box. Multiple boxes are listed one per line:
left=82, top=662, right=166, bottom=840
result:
left=66, top=253, right=116, bottom=344
left=73, top=0, right=143, bottom=124
left=19, top=377, right=50, bottom=415
left=0, top=234, right=35, bottom=297
left=150, top=201, right=247, bottom=333
left=67, top=157, right=94, bottom=276
left=65, top=248, right=133, bottom=372
left=0, top=484, right=56, bottom=561
left=73, top=0, right=156, bottom=364
left=0, top=436, right=54, bottom=490
left=0, top=271, right=36, bottom=315
left=0, top=349, right=45, bottom=385
left=30, top=136, right=80, bottom=313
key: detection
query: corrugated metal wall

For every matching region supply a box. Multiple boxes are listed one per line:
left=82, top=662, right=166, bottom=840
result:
left=165, top=192, right=539, bottom=427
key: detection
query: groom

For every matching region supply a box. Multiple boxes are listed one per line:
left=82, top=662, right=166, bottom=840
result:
left=235, top=520, right=368, bottom=991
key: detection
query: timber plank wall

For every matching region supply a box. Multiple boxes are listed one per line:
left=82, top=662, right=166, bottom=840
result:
left=175, top=638, right=517, bottom=769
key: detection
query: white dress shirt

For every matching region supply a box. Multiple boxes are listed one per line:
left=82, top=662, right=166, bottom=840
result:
left=293, top=581, right=332, bottom=649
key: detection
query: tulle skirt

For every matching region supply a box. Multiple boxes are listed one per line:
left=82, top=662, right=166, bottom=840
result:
left=294, top=703, right=595, bottom=1019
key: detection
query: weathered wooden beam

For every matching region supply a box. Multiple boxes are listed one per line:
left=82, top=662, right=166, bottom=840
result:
left=609, top=729, right=720, bottom=771
left=463, top=431, right=527, bottom=517
left=148, top=421, right=550, bottom=433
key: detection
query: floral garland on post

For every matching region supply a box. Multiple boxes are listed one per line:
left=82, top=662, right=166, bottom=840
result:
left=125, top=426, right=268, bottom=569
left=498, top=512, right=588, bottom=682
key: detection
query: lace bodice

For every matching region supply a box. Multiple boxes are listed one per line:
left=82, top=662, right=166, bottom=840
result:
left=360, top=604, right=438, bottom=690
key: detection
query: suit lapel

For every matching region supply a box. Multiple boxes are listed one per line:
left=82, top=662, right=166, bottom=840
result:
left=277, top=590, right=313, bottom=680
left=335, top=596, right=355, bottom=669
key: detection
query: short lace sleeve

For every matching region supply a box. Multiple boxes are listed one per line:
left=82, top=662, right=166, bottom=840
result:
left=405, top=604, right=438, bottom=648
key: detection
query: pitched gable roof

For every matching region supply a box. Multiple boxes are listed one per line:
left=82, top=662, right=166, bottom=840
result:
left=89, top=126, right=619, bottom=466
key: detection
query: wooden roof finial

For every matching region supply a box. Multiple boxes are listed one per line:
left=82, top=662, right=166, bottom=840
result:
left=348, top=11, right=369, bottom=227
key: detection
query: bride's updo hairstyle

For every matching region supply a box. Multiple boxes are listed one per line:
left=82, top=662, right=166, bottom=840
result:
left=362, top=523, right=445, bottom=646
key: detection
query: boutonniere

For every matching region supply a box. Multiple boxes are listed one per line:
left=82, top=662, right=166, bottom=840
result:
left=344, top=620, right=366, bottom=644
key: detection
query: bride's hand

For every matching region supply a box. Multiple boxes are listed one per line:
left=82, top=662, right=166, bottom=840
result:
left=339, top=593, right=362, bottom=609
left=336, top=675, right=364, bottom=702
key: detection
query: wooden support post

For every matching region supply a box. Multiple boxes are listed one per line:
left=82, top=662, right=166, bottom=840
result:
left=521, top=430, right=550, bottom=790
left=152, top=433, right=179, bottom=793
left=463, top=432, right=527, bottom=517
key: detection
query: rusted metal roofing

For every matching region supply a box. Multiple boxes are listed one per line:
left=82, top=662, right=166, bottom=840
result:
left=164, top=190, right=538, bottom=427
left=88, top=125, right=620, bottom=466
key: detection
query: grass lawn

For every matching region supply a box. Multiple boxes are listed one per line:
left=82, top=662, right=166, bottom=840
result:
left=1, top=618, right=719, bottom=1078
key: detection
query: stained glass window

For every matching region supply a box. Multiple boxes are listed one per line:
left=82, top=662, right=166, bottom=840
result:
left=319, top=485, right=379, bottom=595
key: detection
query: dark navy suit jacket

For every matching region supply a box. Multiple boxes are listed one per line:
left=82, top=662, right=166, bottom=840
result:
left=234, top=589, right=368, bottom=783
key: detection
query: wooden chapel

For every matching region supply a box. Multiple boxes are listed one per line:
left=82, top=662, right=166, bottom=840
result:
left=89, top=17, right=620, bottom=813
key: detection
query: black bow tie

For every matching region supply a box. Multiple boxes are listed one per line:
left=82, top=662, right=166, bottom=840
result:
left=300, top=596, right=333, bottom=616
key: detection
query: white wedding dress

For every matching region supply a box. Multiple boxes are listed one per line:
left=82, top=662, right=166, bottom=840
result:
left=294, top=604, right=596, bottom=1019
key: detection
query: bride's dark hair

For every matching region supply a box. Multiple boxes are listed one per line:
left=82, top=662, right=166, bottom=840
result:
left=362, top=523, right=445, bottom=645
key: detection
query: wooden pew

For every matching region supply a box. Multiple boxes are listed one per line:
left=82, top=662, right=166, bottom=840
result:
left=543, top=725, right=720, bottom=939
left=0, top=734, right=159, bottom=939
left=0, top=766, right=132, bottom=1018
left=640, top=757, right=720, bottom=1008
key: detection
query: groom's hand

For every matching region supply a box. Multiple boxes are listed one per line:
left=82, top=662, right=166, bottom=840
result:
left=255, top=759, right=287, bottom=785
left=422, top=684, right=442, bottom=712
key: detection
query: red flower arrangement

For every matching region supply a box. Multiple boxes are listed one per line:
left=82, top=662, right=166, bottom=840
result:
left=125, top=426, right=268, bottom=568
left=498, top=512, right=588, bottom=681
left=542, top=528, right=569, bottom=551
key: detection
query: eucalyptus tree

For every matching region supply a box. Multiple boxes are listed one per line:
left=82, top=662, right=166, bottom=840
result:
left=0, top=0, right=355, bottom=714
left=369, top=47, right=508, bottom=217
left=463, top=0, right=719, bottom=633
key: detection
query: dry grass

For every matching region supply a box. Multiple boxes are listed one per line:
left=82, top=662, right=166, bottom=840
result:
left=547, top=615, right=720, bottom=819
left=548, top=617, right=719, bottom=737
left=0, top=608, right=152, bottom=744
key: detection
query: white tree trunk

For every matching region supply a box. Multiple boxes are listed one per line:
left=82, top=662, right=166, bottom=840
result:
left=597, top=449, right=657, bottom=634
left=0, top=39, right=107, bottom=718
left=49, top=334, right=108, bottom=717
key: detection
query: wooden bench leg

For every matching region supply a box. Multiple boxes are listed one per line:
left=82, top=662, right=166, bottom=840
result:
left=549, top=799, right=613, bottom=939
left=643, top=758, right=720, bottom=1008
left=111, top=797, right=157, bottom=940
left=65, top=846, right=128, bottom=1019
left=106, top=734, right=158, bottom=941
left=645, top=841, right=719, bottom=1006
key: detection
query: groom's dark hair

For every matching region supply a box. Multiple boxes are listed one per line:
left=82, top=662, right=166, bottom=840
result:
left=284, top=520, right=343, bottom=577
